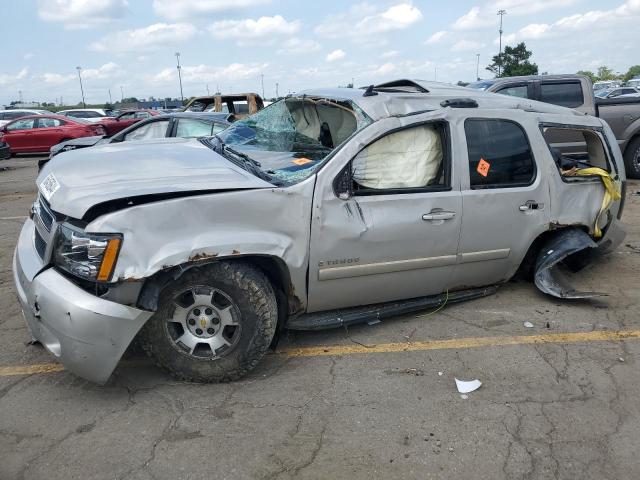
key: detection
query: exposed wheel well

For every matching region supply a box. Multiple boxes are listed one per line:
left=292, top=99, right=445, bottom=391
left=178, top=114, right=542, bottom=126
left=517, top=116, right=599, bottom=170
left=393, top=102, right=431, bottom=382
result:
left=136, top=255, right=298, bottom=345
left=515, top=226, right=590, bottom=280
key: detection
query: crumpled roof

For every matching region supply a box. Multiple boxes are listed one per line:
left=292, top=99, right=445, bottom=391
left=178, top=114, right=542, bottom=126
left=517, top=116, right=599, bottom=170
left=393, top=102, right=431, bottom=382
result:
left=299, top=79, right=588, bottom=121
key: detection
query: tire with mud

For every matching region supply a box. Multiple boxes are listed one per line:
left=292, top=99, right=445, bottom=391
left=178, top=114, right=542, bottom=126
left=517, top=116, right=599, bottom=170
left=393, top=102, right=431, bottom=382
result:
left=139, top=261, right=277, bottom=382
left=623, top=136, right=640, bottom=179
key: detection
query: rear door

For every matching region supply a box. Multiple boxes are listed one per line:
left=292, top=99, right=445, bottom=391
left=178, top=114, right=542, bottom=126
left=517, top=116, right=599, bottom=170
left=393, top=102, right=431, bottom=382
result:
left=450, top=113, right=551, bottom=288
left=34, top=117, right=66, bottom=150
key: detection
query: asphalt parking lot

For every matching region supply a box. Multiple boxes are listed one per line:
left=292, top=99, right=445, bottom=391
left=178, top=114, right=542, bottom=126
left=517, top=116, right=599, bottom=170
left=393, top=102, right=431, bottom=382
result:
left=1, top=155, right=640, bottom=480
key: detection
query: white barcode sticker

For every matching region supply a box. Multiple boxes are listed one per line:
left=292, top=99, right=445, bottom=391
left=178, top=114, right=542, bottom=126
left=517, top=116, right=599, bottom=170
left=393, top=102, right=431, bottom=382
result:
left=40, top=173, right=60, bottom=201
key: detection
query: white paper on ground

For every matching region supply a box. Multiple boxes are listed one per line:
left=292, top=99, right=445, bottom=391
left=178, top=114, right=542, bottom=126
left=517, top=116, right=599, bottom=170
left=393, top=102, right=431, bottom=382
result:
left=455, top=378, right=482, bottom=394
left=524, top=321, right=534, bottom=328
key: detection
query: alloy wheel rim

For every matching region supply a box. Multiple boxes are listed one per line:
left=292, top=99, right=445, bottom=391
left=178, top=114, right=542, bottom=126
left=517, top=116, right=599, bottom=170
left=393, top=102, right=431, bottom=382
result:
left=165, top=285, right=241, bottom=358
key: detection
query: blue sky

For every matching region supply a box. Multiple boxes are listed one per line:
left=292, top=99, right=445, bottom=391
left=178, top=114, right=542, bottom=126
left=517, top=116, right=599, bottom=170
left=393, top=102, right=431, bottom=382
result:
left=1, top=0, right=639, bottom=106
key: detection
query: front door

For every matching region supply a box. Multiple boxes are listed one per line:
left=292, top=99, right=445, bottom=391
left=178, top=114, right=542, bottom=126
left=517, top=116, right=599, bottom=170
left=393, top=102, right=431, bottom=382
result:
left=450, top=115, right=551, bottom=288
left=307, top=119, right=462, bottom=312
left=4, top=118, right=37, bottom=151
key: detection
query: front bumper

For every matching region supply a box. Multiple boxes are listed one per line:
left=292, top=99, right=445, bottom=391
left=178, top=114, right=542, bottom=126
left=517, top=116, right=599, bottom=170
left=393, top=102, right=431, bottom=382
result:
left=13, top=219, right=152, bottom=384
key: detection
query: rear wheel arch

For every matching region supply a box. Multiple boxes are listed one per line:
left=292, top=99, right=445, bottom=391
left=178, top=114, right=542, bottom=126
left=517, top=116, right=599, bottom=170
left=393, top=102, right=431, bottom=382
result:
left=515, top=225, right=590, bottom=280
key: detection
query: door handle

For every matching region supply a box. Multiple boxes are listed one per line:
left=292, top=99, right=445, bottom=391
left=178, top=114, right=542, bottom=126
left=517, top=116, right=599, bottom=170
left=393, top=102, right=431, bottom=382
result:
left=422, top=211, right=456, bottom=221
left=519, top=201, right=544, bottom=212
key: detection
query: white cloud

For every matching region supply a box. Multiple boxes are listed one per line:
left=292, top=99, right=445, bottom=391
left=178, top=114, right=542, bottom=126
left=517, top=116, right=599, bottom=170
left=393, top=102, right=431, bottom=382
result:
left=152, top=63, right=268, bottom=83
left=23, top=53, right=34, bottom=61
left=81, top=62, right=124, bottom=80
left=209, top=15, right=299, bottom=43
left=315, top=3, right=422, bottom=39
left=41, top=63, right=123, bottom=86
left=425, top=31, right=448, bottom=44
left=38, top=0, right=128, bottom=29
left=381, top=50, right=399, bottom=58
left=451, top=39, right=485, bottom=52
left=0, top=68, right=29, bottom=86
left=326, top=49, right=346, bottom=62
left=42, top=73, right=75, bottom=85
left=373, top=63, right=396, bottom=75
left=277, top=38, right=322, bottom=55
left=153, top=0, right=271, bottom=21
left=89, top=23, right=198, bottom=53
left=501, top=0, right=640, bottom=43
left=453, top=0, right=581, bottom=31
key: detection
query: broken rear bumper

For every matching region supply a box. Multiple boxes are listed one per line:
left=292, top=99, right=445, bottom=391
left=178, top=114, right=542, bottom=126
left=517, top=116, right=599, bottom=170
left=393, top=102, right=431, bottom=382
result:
left=12, top=219, right=152, bottom=384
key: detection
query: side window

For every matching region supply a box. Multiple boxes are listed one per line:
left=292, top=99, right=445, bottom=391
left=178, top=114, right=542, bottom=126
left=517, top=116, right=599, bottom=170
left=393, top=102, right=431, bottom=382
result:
left=6, top=118, right=36, bottom=131
left=124, top=120, right=170, bottom=141
left=37, top=118, right=64, bottom=128
left=540, top=82, right=584, bottom=108
left=542, top=126, right=612, bottom=175
left=497, top=85, right=528, bottom=99
left=118, top=113, right=135, bottom=120
left=465, top=119, right=535, bottom=189
left=352, top=123, right=447, bottom=193
left=175, top=119, right=216, bottom=137
left=135, top=112, right=151, bottom=119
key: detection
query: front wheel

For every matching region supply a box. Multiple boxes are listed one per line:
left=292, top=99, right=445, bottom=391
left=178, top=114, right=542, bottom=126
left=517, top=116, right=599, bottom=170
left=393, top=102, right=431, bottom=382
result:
left=623, top=137, right=640, bottom=179
left=139, top=261, right=278, bottom=382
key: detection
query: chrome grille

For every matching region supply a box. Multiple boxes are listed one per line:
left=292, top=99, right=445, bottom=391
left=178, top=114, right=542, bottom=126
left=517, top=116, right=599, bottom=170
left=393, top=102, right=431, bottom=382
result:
left=38, top=197, right=54, bottom=232
left=34, top=229, right=47, bottom=259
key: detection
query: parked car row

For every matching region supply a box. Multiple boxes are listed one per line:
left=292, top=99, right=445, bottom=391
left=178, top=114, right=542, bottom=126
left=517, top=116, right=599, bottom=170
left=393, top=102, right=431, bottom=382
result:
left=42, top=112, right=231, bottom=168
left=0, top=115, right=106, bottom=154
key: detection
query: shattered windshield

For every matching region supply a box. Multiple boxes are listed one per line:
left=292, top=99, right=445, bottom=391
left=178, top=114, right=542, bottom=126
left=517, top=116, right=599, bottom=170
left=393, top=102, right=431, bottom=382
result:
left=211, top=96, right=372, bottom=185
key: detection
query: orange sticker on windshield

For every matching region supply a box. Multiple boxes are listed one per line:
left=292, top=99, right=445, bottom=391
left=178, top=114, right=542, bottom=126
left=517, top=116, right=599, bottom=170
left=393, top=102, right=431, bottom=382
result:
left=292, top=157, right=313, bottom=166
left=477, top=158, right=490, bottom=177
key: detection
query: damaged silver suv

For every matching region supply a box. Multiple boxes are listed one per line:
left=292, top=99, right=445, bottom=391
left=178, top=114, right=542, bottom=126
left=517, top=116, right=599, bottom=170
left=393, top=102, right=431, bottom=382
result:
left=13, top=80, right=626, bottom=384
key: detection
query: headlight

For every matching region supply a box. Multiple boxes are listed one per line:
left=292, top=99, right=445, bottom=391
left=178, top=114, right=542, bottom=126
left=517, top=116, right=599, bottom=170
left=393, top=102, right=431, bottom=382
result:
left=53, top=224, right=122, bottom=282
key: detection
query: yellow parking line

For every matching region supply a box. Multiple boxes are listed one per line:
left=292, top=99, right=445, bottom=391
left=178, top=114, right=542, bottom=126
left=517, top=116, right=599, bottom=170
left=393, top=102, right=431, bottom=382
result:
left=1, top=329, right=639, bottom=377
left=0, top=363, right=64, bottom=377
left=279, top=329, right=640, bottom=357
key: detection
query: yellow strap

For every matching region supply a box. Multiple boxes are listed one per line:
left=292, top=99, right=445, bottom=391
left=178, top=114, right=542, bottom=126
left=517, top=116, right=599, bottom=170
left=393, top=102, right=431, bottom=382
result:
left=563, top=167, right=621, bottom=238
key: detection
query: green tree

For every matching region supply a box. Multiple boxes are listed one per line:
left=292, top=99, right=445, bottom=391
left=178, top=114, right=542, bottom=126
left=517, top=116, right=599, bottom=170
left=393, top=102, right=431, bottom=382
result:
left=486, top=42, right=538, bottom=77
left=596, top=66, right=618, bottom=81
left=624, top=65, right=640, bottom=82
left=577, top=70, right=597, bottom=82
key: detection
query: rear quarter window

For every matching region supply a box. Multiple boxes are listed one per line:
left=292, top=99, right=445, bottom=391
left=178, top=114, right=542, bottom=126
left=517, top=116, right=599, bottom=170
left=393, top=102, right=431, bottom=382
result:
left=540, top=82, right=584, bottom=108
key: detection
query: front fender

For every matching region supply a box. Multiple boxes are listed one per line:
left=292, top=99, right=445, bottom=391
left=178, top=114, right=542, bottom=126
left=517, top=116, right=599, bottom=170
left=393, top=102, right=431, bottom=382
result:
left=87, top=182, right=315, bottom=308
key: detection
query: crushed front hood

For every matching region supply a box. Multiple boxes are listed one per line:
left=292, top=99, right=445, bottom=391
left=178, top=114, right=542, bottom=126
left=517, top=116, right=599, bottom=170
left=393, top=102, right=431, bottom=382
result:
left=37, top=138, right=272, bottom=219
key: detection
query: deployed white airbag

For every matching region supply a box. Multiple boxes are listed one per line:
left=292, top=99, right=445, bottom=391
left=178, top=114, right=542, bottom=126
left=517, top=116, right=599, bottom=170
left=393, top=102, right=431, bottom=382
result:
left=353, top=125, right=443, bottom=189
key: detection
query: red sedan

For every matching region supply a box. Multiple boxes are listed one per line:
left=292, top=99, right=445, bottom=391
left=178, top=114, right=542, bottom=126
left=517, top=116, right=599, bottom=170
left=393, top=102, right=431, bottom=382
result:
left=97, top=109, right=161, bottom=136
left=0, top=115, right=105, bottom=154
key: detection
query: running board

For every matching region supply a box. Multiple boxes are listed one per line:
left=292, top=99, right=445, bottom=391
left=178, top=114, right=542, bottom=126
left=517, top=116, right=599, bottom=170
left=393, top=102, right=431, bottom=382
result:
left=286, top=286, right=499, bottom=331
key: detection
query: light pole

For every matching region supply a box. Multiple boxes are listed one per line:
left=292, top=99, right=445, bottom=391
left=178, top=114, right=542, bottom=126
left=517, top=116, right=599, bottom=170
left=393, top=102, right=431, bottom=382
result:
left=260, top=73, right=265, bottom=99
left=76, top=66, right=86, bottom=107
left=108, top=88, right=112, bottom=104
left=476, top=53, right=480, bottom=81
left=175, top=52, right=184, bottom=102
left=497, top=9, right=507, bottom=77
left=275, top=82, right=279, bottom=99
left=120, top=86, right=124, bottom=102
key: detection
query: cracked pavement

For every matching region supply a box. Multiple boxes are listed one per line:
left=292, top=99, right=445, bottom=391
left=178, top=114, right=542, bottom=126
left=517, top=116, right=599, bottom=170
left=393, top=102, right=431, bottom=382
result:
left=1, top=156, right=640, bottom=479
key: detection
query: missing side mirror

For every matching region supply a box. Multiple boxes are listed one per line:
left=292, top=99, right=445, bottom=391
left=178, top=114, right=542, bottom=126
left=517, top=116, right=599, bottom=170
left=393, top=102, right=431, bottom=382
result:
left=333, top=162, right=353, bottom=200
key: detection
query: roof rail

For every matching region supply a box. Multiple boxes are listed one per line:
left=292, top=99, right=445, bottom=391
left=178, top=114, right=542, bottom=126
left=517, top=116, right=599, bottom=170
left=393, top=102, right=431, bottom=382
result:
left=371, top=79, right=429, bottom=94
